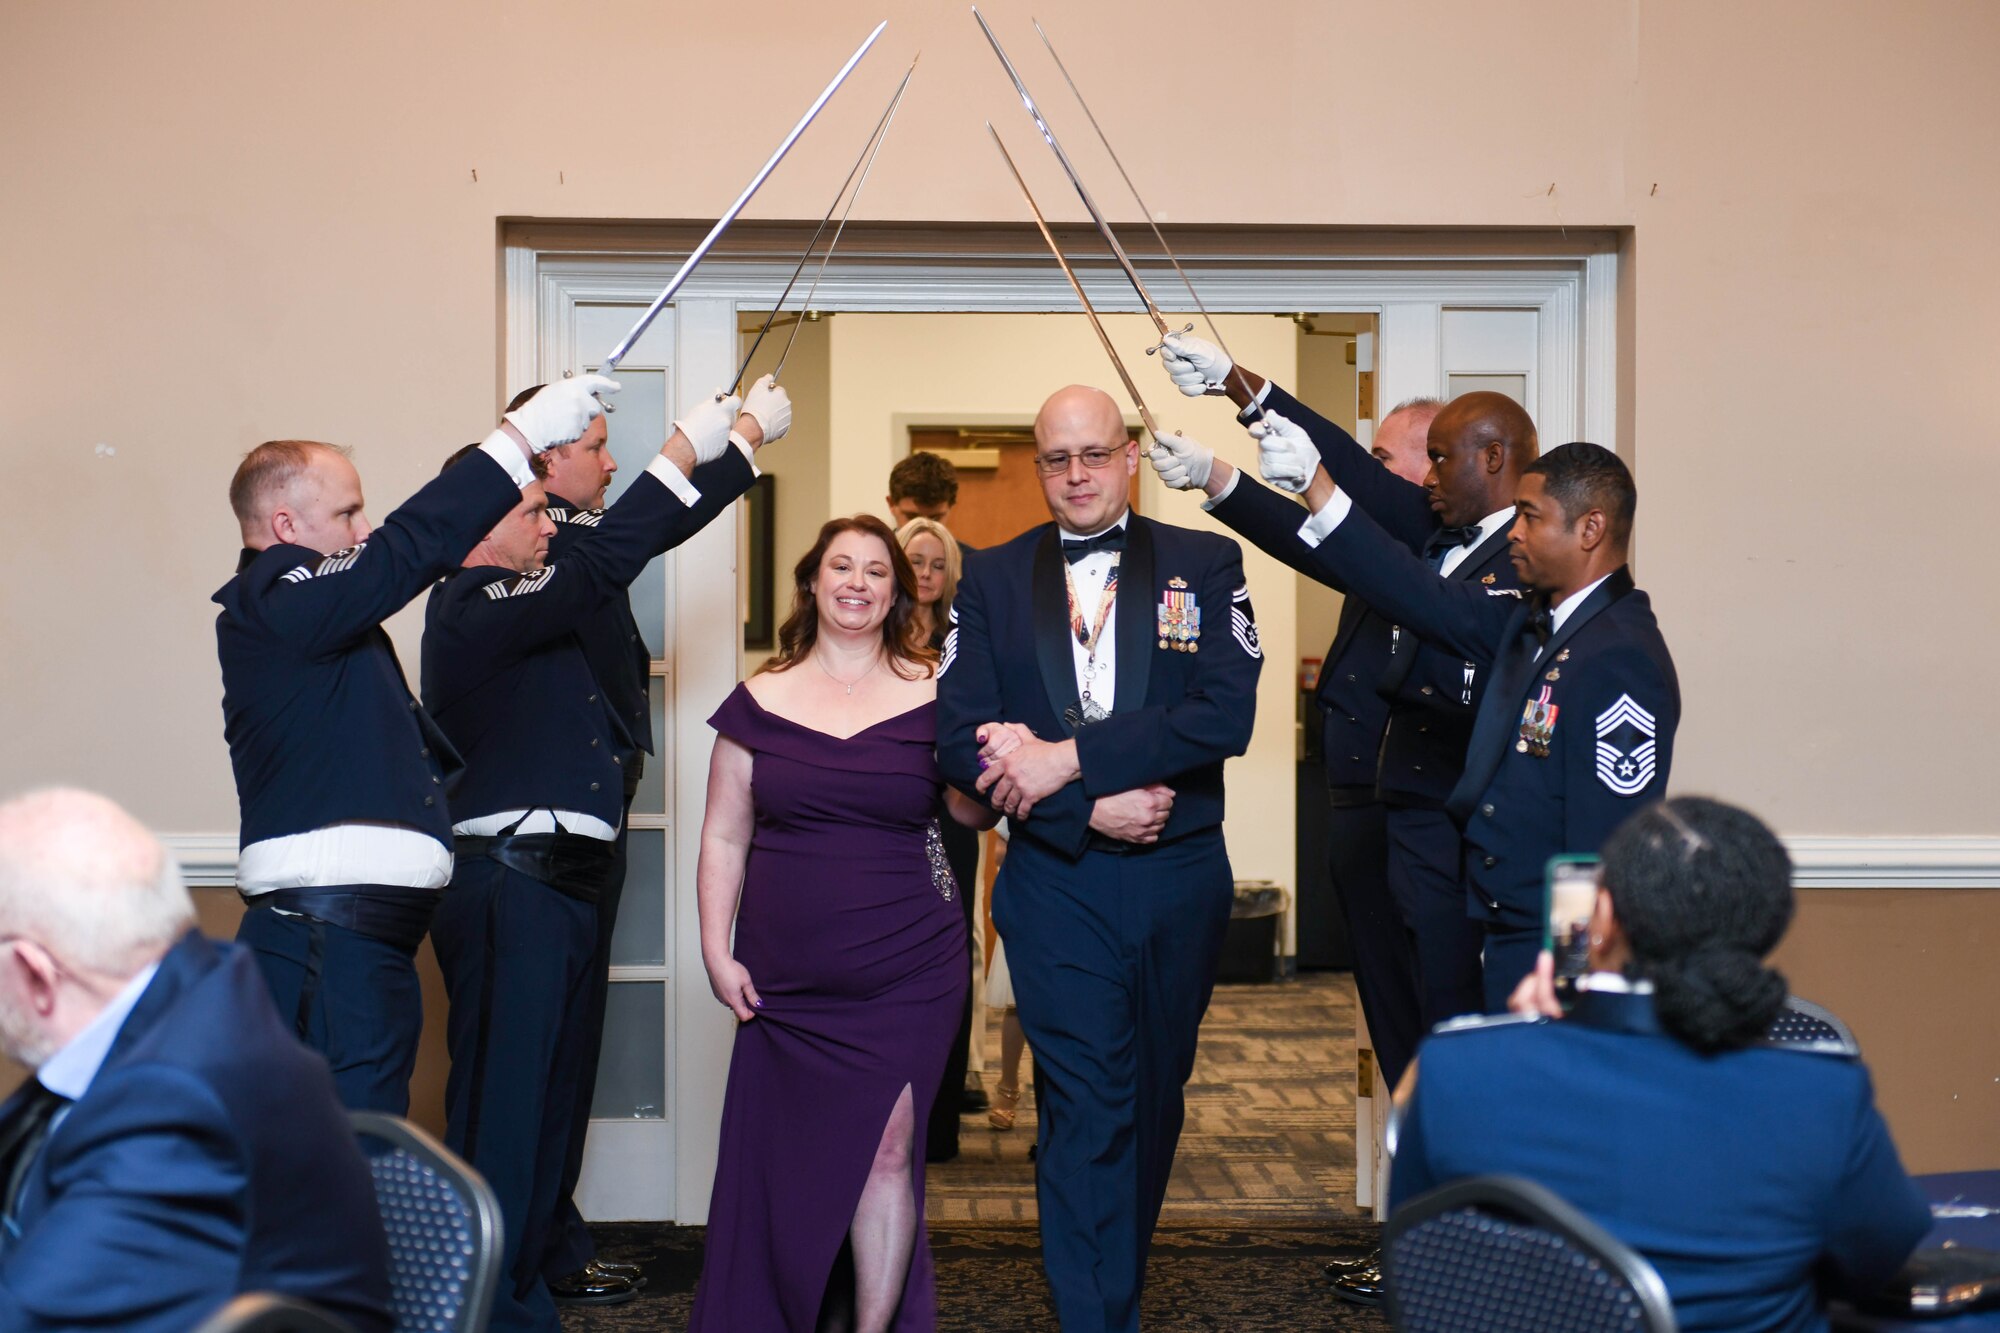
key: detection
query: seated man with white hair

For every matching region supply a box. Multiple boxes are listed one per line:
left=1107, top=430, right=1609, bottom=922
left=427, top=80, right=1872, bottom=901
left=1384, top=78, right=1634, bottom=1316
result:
left=0, top=789, right=391, bottom=1333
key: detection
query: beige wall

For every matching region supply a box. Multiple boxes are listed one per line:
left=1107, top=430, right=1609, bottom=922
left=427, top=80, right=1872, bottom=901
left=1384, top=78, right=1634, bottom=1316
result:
left=738, top=312, right=832, bottom=678
left=5, top=1, right=1999, bottom=1162
left=1292, top=327, right=1362, bottom=673
left=826, top=311, right=1300, bottom=893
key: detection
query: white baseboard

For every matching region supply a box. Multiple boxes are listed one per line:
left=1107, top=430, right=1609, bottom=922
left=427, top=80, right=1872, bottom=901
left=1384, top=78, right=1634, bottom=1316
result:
left=163, top=832, right=2000, bottom=891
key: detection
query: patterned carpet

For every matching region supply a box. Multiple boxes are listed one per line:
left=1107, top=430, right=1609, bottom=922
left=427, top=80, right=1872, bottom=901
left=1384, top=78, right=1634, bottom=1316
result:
left=564, top=973, right=1386, bottom=1330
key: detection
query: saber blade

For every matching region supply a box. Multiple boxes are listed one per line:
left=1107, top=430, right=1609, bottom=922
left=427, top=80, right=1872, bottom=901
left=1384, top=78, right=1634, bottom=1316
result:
left=1033, top=18, right=1261, bottom=407
left=600, top=19, right=887, bottom=375
left=987, top=123, right=1160, bottom=442
left=770, top=54, right=918, bottom=382
left=730, top=56, right=918, bottom=395
left=971, top=7, right=1187, bottom=346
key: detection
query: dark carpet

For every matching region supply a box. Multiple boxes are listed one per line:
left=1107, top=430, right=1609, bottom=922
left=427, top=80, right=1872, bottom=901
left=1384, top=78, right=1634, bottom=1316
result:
left=564, top=1219, right=1392, bottom=1331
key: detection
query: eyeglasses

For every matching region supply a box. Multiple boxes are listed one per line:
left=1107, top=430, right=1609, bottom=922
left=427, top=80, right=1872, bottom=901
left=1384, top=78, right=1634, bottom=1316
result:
left=1033, top=447, right=1122, bottom=476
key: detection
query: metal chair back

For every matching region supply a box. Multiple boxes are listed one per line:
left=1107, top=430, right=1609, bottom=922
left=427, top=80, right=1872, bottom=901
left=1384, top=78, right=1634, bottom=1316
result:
left=1763, top=995, right=1859, bottom=1054
left=1385, top=1174, right=1678, bottom=1333
left=350, top=1111, right=503, bottom=1333
left=193, top=1293, right=356, bottom=1333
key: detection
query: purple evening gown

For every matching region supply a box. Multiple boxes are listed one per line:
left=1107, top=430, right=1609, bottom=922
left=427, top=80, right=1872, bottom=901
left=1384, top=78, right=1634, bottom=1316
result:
left=687, top=684, right=968, bottom=1332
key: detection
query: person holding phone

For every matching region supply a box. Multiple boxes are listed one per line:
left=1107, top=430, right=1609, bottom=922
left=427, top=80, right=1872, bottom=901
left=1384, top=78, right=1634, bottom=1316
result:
left=1390, top=797, right=1929, bottom=1333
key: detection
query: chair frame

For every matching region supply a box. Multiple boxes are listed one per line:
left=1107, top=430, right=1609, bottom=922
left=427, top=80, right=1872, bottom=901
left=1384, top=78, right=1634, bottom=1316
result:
left=350, top=1111, right=504, bottom=1333
left=1775, top=995, right=1859, bottom=1053
left=193, top=1292, right=356, bottom=1333
left=1385, top=1173, right=1678, bottom=1333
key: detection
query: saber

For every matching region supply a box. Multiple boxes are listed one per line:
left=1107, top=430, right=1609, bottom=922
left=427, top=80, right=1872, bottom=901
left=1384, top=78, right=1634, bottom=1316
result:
left=728, top=56, right=918, bottom=396
left=769, top=53, right=917, bottom=383
left=599, top=19, right=887, bottom=376
left=1033, top=18, right=1263, bottom=415
left=971, top=7, right=1191, bottom=352
left=987, top=123, right=1162, bottom=443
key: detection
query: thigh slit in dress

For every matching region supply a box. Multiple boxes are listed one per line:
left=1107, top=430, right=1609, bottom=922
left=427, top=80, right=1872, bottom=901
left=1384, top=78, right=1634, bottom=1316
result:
left=688, top=685, right=968, bottom=1333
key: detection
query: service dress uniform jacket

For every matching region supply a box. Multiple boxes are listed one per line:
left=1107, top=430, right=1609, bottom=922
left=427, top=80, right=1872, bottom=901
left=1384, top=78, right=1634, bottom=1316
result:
left=421, top=451, right=752, bottom=1333
left=0, top=931, right=392, bottom=1333
left=936, top=513, right=1259, bottom=1333
left=1390, top=990, right=1931, bottom=1333
left=1301, top=499, right=1678, bottom=1005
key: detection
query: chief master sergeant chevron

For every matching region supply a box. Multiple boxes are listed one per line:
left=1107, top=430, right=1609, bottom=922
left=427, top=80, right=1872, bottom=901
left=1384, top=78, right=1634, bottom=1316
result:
left=212, top=375, right=617, bottom=1112
left=1254, top=429, right=1679, bottom=1010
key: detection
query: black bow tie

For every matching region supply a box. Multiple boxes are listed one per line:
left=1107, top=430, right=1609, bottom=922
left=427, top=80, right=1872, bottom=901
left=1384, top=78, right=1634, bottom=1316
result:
left=1423, top=524, right=1483, bottom=556
left=1527, top=602, right=1555, bottom=648
left=1062, top=529, right=1126, bottom=563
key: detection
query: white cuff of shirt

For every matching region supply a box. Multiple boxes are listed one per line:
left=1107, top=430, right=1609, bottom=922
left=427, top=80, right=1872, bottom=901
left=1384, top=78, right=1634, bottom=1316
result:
left=1297, top=488, right=1353, bottom=548
left=1254, top=380, right=1273, bottom=408
left=477, top=430, right=539, bottom=489
left=728, top=430, right=761, bottom=476
left=1200, top=469, right=1242, bottom=511
left=646, top=452, right=703, bottom=507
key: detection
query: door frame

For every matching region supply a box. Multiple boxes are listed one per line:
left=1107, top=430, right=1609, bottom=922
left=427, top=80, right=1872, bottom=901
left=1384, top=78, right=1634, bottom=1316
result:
left=504, top=224, right=1619, bottom=1223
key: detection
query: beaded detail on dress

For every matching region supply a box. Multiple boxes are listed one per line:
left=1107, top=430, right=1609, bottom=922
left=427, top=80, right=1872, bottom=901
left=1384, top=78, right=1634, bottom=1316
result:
left=925, top=820, right=957, bottom=902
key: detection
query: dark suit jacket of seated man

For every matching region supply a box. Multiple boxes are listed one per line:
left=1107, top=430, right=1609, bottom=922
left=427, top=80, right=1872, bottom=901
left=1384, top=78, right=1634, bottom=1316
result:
left=0, top=790, right=390, bottom=1333
left=935, top=385, right=1260, bottom=1333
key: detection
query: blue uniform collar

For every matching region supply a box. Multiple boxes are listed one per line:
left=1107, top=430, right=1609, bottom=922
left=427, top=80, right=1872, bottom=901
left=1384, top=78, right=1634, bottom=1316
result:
left=1569, top=985, right=1665, bottom=1037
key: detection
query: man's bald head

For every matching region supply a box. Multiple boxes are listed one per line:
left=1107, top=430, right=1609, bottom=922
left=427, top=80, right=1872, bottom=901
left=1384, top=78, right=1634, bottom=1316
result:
left=1421, top=391, right=1541, bottom=527
left=0, top=789, right=193, bottom=979
left=1033, top=385, right=1139, bottom=535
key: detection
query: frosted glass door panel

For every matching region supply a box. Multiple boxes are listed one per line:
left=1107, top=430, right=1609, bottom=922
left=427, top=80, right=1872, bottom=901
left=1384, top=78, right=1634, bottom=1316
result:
left=592, top=981, right=667, bottom=1119
left=611, top=829, right=668, bottom=967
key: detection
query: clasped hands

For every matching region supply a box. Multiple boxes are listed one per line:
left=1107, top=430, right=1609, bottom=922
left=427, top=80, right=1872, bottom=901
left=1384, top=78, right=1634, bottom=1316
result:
left=974, top=722, right=1175, bottom=844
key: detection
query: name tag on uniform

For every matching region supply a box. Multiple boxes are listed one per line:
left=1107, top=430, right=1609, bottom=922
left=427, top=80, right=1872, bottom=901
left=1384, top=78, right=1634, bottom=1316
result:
left=1518, top=686, right=1558, bottom=757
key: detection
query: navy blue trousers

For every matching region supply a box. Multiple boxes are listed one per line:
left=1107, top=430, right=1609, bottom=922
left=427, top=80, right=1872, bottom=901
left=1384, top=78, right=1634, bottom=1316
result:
left=1323, top=802, right=1422, bottom=1090
left=237, top=906, right=422, bottom=1115
left=539, top=799, right=635, bottom=1284
left=432, top=858, right=598, bottom=1333
left=1383, top=806, right=1487, bottom=1032
left=1481, top=921, right=1544, bottom=1014
left=995, top=829, right=1232, bottom=1333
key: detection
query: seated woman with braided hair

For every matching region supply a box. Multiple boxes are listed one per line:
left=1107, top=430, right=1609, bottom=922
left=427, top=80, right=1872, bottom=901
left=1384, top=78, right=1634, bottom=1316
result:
left=1388, top=796, right=1929, bottom=1333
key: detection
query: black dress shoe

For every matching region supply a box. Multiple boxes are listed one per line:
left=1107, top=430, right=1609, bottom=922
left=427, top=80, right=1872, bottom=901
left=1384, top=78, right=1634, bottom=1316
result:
left=961, top=1084, right=990, bottom=1113
left=587, top=1258, right=647, bottom=1290
left=1329, top=1262, right=1386, bottom=1309
left=1323, top=1245, right=1382, bottom=1278
left=548, top=1266, right=639, bottom=1306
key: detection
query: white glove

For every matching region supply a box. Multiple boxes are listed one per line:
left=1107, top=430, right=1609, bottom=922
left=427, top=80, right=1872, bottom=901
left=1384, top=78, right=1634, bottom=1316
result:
left=503, top=374, right=620, bottom=453
left=1158, top=332, right=1232, bottom=398
left=1251, top=409, right=1318, bottom=493
left=1146, top=430, right=1214, bottom=491
left=739, top=374, right=792, bottom=446
left=672, top=390, right=743, bottom=465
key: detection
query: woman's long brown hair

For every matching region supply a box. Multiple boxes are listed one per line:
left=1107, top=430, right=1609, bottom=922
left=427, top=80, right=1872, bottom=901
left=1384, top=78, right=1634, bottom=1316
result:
left=758, top=514, right=938, bottom=679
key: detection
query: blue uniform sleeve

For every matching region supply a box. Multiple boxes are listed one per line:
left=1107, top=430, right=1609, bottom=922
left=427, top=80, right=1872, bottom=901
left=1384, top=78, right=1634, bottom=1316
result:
left=1558, top=641, right=1674, bottom=854
left=1207, top=469, right=1359, bottom=588
left=936, top=558, right=1095, bottom=859
left=1819, top=1066, right=1931, bottom=1295
left=428, top=466, right=720, bottom=664
left=0, top=1066, right=246, bottom=1332
left=253, top=450, right=523, bottom=660
left=1071, top=540, right=1261, bottom=798
left=1306, top=499, right=1515, bottom=666
left=1265, top=383, right=1435, bottom=548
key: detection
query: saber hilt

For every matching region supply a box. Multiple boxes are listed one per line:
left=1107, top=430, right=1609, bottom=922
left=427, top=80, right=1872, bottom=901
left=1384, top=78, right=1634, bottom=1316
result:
left=1142, top=323, right=1195, bottom=357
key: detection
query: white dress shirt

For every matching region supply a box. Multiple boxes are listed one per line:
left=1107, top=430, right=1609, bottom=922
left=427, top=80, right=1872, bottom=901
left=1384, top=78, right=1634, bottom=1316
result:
left=1548, top=573, right=1612, bottom=638
left=237, top=824, right=454, bottom=896
left=36, top=960, right=161, bottom=1103
left=1062, top=512, right=1130, bottom=714
left=452, top=809, right=618, bottom=841
left=1437, top=506, right=1516, bottom=577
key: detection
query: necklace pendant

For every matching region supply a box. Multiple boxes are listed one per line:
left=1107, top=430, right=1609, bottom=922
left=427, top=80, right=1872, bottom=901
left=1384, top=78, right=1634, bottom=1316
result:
left=845, top=683, right=854, bottom=696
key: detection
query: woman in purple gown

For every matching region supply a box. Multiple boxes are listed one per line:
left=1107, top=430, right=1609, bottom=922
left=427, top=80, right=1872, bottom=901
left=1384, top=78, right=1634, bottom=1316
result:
left=690, top=515, right=994, bottom=1333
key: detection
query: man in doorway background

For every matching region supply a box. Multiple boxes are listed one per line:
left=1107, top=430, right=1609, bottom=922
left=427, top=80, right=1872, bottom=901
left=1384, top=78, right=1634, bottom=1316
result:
left=887, top=450, right=960, bottom=527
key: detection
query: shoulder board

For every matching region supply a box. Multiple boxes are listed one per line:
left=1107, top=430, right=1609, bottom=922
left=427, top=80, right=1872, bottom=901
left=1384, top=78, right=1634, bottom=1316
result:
left=314, top=543, right=367, bottom=576
left=1755, top=1036, right=1860, bottom=1059
left=480, top=566, right=558, bottom=601
left=546, top=507, right=604, bottom=527
left=1429, top=1011, right=1545, bottom=1037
